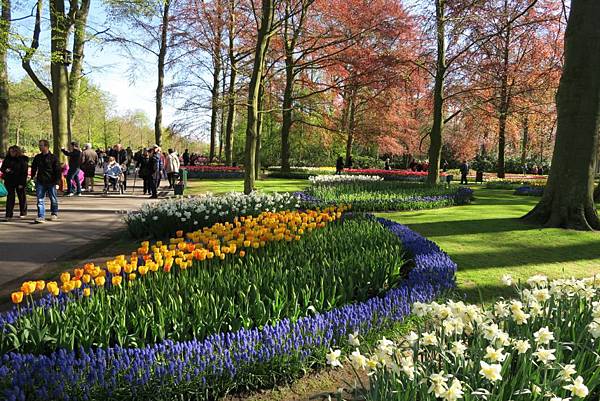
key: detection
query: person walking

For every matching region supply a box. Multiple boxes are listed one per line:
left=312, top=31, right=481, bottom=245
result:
left=166, top=148, right=180, bottom=189
left=459, top=160, right=469, bottom=185
left=182, top=149, right=190, bottom=166
left=61, top=141, right=82, bottom=196
left=335, top=156, right=344, bottom=175
left=81, top=143, right=98, bottom=192
left=136, top=148, right=151, bottom=195
left=31, top=139, right=61, bottom=223
left=384, top=158, right=391, bottom=171
left=0, top=145, right=29, bottom=221
left=147, top=146, right=161, bottom=199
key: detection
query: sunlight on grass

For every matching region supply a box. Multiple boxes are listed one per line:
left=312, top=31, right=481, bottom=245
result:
left=185, top=178, right=309, bottom=195
left=381, top=187, right=600, bottom=303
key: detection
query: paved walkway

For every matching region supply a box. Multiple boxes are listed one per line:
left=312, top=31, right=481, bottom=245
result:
left=0, top=186, right=168, bottom=290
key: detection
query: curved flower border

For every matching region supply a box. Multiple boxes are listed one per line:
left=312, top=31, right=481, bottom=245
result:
left=0, top=218, right=456, bottom=401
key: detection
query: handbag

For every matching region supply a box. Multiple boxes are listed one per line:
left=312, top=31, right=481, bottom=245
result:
left=0, top=181, right=8, bottom=198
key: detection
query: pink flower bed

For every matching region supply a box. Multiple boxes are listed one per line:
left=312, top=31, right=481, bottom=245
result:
left=344, top=169, right=447, bottom=177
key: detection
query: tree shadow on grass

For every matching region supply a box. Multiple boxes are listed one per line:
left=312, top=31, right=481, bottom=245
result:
left=404, top=217, right=539, bottom=237
left=452, top=241, right=600, bottom=271
left=456, top=284, right=517, bottom=304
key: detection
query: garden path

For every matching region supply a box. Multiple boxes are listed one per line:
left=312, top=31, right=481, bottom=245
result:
left=0, top=186, right=167, bottom=292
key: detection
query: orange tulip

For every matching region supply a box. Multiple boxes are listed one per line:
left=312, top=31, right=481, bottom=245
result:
left=11, top=291, right=24, bottom=304
left=35, top=280, right=46, bottom=291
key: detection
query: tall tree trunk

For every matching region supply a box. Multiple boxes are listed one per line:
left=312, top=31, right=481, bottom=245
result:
left=520, top=114, right=529, bottom=165
left=154, top=0, right=170, bottom=147
left=523, top=0, right=600, bottom=230
left=281, top=58, right=294, bottom=172
left=67, top=0, right=91, bottom=143
left=255, top=82, right=265, bottom=179
left=0, top=0, right=10, bottom=157
left=595, top=184, right=600, bottom=202
left=344, top=92, right=356, bottom=167
left=219, top=67, right=226, bottom=160
left=224, top=0, right=237, bottom=166
left=209, top=47, right=221, bottom=162
left=244, top=0, right=274, bottom=194
left=496, top=12, right=511, bottom=179
left=49, top=0, right=70, bottom=158
left=427, top=0, right=446, bottom=185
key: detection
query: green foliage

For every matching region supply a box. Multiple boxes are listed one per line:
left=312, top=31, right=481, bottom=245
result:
left=2, top=218, right=405, bottom=354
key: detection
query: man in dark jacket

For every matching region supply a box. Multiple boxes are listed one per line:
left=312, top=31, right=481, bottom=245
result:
left=31, top=139, right=61, bottom=223
left=147, top=147, right=161, bottom=199
left=81, top=143, right=99, bottom=192
left=182, top=149, right=190, bottom=166
left=459, top=160, right=469, bottom=185
left=61, top=141, right=82, bottom=196
left=0, top=145, right=29, bottom=220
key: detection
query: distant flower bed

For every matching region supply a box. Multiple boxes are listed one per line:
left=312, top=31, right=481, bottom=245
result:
left=515, top=185, right=545, bottom=197
left=0, top=214, right=456, bottom=401
left=309, top=174, right=383, bottom=185
left=266, top=166, right=335, bottom=179
left=124, top=192, right=300, bottom=238
left=301, top=180, right=473, bottom=212
left=329, top=274, right=600, bottom=401
left=181, top=165, right=243, bottom=179
left=344, top=169, right=447, bottom=181
left=486, top=178, right=547, bottom=190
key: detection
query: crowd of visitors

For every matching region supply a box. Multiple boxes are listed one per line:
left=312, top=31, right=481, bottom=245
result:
left=0, top=141, right=188, bottom=223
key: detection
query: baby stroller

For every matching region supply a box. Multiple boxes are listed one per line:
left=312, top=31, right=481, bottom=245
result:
left=103, top=163, right=125, bottom=195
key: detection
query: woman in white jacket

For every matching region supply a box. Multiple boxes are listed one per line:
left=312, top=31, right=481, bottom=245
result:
left=165, top=149, right=181, bottom=189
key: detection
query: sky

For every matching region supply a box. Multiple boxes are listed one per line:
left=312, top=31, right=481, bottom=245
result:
left=8, top=1, right=180, bottom=128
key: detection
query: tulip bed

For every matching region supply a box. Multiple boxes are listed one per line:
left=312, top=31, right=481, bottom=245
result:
left=181, top=165, right=244, bottom=179
left=124, top=191, right=300, bottom=238
left=329, top=275, right=600, bottom=401
left=302, top=179, right=474, bottom=212
left=0, top=211, right=457, bottom=400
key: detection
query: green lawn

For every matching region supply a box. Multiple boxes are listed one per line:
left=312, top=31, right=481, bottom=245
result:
left=380, top=187, right=600, bottom=302
left=185, top=178, right=309, bottom=194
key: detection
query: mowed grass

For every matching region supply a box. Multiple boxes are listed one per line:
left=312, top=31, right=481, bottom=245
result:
left=185, top=178, right=309, bottom=195
left=380, top=187, right=600, bottom=302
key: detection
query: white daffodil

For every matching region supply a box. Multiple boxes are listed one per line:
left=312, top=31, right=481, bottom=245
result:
left=532, top=348, right=556, bottom=365
left=428, top=372, right=449, bottom=398
left=348, top=331, right=360, bottom=347
left=350, top=349, right=367, bottom=370
left=512, top=308, right=530, bottom=325
left=494, top=301, right=510, bottom=318
left=563, top=376, right=589, bottom=398
left=404, top=331, right=419, bottom=346
left=501, top=274, right=513, bottom=286
left=450, top=340, right=467, bottom=357
left=558, top=364, right=577, bottom=381
left=422, top=331, right=438, bottom=346
left=479, top=361, right=502, bottom=382
left=485, top=346, right=507, bottom=363
left=513, top=339, right=531, bottom=354
left=326, top=349, right=342, bottom=367
left=444, top=378, right=464, bottom=401
left=588, top=320, right=600, bottom=338
left=533, top=327, right=555, bottom=345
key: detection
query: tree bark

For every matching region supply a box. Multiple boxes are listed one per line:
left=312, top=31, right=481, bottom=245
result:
left=426, top=0, right=446, bottom=185
left=521, top=114, right=529, bottom=165
left=67, top=0, right=91, bottom=143
left=496, top=7, right=511, bottom=179
left=0, top=0, right=10, bottom=157
left=344, top=92, right=356, bottom=167
left=49, top=0, right=70, bottom=157
left=594, top=185, right=600, bottom=202
left=209, top=31, right=222, bottom=162
left=523, top=0, right=600, bottom=230
left=244, top=0, right=274, bottom=194
left=255, top=81, right=265, bottom=179
left=154, top=0, right=170, bottom=147
left=281, top=56, right=294, bottom=172
left=219, top=66, right=226, bottom=160
left=224, top=0, right=237, bottom=166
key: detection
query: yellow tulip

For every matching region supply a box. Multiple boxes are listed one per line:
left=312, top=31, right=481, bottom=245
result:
left=112, top=276, right=122, bottom=286
left=95, top=276, right=106, bottom=287
left=60, top=272, right=71, bottom=284
left=129, top=273, right=137, bottom=281
left=83, top=288, right=91, bottom=297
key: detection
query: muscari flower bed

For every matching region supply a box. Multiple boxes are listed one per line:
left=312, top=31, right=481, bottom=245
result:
left=0, top=211, right=456, bottom=400
left=514, top=185, right=545, bottom=197
left=300, top=179, right=474, bottom=212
